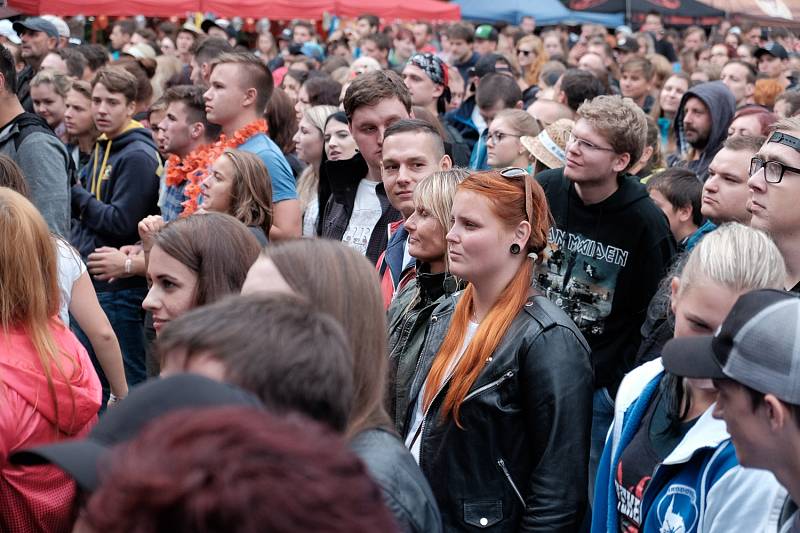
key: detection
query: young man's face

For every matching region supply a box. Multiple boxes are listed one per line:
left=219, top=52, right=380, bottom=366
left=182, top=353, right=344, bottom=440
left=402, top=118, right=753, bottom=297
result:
left=204, top=63, right=249, bottom=127
left=702, top=147, right=753, bottom=225
left=381, top=131, right=450, bottom=218
left=713, top=380, right=773, bottom=468
left=159, top=101, right=196, bottom=157
left=402, top=63, right=441, bottom=108
left=474, top=39, right=496, bottom=56
left=355, top=19, right=374, bottom=39
left=620, top=69, right=651, bottom=101
left=412, top=24, right=429, bottom=48
left=349, top=96, right=409, bottom=170
left=748, top=129, right=800, bottom=239
left=109, top=25, right=131, bottom=51
left=648, top=189, right=687, bottom=242
left=758, top=54, right=785, bottom=78
left=720, top=62, right=754, bottom=106
left=682, top=96, right=712, bottom=150
left=564, top=118, right=629, bottom=185
left=175, top=31, right=195, bottom=54
left=448, top=39, right=471, bottom=63
left=292, top=25, right=312, bottom=44
left=91, top=82, right=135, bottom=139
left=361, top=39, right=387, bottom=65
left=683, top=30, right=705, bottom=51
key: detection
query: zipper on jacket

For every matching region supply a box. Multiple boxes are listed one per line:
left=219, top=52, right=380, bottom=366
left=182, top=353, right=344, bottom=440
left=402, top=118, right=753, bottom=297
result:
left=463, top=370, right=515, bottom=402
left=497, top=458, right=526, bottom=507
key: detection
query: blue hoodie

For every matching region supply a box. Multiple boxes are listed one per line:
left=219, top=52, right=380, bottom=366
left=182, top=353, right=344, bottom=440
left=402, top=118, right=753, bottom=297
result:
left=70, top=121, right=161, bottom=292
left=592, top=358, right=785, bottom=533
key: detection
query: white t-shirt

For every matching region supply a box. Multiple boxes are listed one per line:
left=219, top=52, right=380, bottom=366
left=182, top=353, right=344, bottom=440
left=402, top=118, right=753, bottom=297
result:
left=406, top=320, right=480, bottom=462
left=55, top=238, right=86, bottom=326
left=302, top=197, right=320, bottom=237
left=342, top=179, right=382, bottom=255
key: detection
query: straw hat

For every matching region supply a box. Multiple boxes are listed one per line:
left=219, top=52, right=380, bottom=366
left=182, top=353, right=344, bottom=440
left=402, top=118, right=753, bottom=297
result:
left=520, top=118, right=574, bottom=170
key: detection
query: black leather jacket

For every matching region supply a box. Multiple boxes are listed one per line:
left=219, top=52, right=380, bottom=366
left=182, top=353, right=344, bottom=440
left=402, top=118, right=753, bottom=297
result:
left=403, top=294, right=593, bottom=532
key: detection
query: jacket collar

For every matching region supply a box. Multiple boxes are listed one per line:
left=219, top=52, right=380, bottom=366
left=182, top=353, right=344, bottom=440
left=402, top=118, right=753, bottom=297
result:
left=324, top=151, right=369, bottom=200
left=416, top=263, right=458, bottom=304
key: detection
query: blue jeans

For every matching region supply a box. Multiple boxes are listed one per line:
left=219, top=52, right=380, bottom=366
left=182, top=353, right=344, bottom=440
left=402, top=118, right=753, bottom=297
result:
left=588, top=387, right=615, bottom=504
left=72, top=287, right=148, bottom=399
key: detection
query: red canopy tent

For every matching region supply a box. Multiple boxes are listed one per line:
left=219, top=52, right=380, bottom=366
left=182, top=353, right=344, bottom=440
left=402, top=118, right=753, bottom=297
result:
left=8, top=0, right=460, bottom=20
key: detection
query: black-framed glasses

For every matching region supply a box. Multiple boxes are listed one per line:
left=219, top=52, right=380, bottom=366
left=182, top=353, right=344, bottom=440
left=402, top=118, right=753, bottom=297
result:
left=487, top=131, right=522, bottom=144
left=749, top=157, right=800, bottom=184
left=500, top=167, right=532, bottom=222
left=567, top=133, right=616, bottom=153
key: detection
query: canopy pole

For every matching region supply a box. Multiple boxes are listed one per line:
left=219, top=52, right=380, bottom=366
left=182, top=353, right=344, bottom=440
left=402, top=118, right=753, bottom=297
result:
left=626, top=0, right=631, bottom=26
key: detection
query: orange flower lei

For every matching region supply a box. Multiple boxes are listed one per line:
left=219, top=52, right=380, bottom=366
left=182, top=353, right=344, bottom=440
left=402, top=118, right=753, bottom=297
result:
left=177, top=119, right=270, bottom=216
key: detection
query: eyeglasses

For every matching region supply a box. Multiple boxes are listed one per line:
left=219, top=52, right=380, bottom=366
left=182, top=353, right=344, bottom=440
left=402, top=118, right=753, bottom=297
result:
left=500, top=167, right=532, bottom=223
left=517, top=49, right=533, bottom=56
left=567, top=133, right=616, bottom=153
left=750, top=157, right=800, bottom=184
left=487, top=131, right=522, bottom=144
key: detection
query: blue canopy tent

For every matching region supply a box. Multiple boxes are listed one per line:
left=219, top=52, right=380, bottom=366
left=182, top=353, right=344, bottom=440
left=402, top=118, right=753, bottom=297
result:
left=455, top=0, right=624, bottom=27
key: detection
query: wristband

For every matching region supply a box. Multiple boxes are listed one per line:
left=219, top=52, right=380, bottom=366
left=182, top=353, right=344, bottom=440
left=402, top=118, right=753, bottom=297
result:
left=124, top=257, right=132, bottom=275
left=108, top=392, right=122, bottom=404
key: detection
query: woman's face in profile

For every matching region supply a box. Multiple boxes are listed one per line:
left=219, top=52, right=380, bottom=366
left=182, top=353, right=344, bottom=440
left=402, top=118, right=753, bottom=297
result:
left=142, top=245, right=199, bottom=336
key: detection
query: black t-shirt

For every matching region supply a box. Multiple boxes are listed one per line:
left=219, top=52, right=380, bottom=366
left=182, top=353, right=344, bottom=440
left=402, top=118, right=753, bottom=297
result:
left=615, top=385, right=698, bottom=532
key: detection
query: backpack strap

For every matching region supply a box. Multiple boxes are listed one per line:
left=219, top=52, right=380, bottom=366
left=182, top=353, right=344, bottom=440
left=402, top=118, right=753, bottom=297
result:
left=9, top=112, right=54, bottom=150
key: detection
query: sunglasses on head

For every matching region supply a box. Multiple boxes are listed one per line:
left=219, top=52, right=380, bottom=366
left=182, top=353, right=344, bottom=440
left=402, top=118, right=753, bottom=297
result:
left=500, top=167, right=533, bottom=223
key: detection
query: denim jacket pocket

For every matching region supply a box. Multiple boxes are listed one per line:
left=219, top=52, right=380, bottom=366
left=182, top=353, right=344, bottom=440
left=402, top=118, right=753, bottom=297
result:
left=464, top=500, right=503, bottom=528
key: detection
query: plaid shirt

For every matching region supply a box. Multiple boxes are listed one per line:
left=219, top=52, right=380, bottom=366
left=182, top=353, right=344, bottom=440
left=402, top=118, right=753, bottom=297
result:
left=160, top=181, right=188, bottom=223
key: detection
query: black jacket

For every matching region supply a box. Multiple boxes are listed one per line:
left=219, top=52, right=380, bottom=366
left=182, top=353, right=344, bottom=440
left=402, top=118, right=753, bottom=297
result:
left=351, top=428, right=442, bottom=533
left=535, top=169, right=676, bottom=393
left=16, top=65, right=34, bottom=113
left=404, top=294, right=593, bottom=532
left=321, top=152, right=401, bottom=264
left=387, top=264, right=459, bottom=433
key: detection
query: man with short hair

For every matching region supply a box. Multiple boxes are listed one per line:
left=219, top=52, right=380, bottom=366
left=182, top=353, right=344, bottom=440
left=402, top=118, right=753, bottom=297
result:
left=412, top=22, right=436, bottom=54
left=527, top=97, right=575, bottom=125
left=577, top=52, right=609, bottom=89
left=446, top=23, right=479, bottom=84
left=355, top=14, right=380, bottom=40
left=721, top=59, right=757, bottom=108
left=661, top=289, right=800, bottom=533
left=755, top=42, right=790, bottom=82
left=668, top=80, right=736, bottom=181
left=520, top=16, right=536, bottom=34
left=377, top=119, right=452, bottom=306
left=620, top=57, right=655, bottom=113
left=535, top=95, right=676, bottom=497
left=159, top=85, right=222, bottom=222
left=292, top=21, right=315, bottom=44
left=175, top=22, right=200, bottom=67
left=190, top=37, right=233, bottom=85
left=204, top=52, right=301, bottom=240
left=361, top=33, right=391, bottom=69
left=742, top=22, right=762, bottom=47
left=701, top=135, right=763, bottom=229
left=12, top=17, right=58, bottom=112
left=683, top=26, right=707, bottom=52
left=71, top=66, right=161, bottom=387
left=556, top=69, right=606, bottom=114
left=473, top=24, right=498, bottom=56
left=108, top=18, right=135, bottom=58
left=322, top=70, right=410, bottom=263
left=776, top=90, right=800, bottom=119
left=0, top=43, right=70, bottom=235
left=748, top=117, right=800, bottom=291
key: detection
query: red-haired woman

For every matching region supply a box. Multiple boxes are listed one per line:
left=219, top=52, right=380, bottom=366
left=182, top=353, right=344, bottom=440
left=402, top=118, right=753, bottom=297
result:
left=402, top=168, right=593, bottom=531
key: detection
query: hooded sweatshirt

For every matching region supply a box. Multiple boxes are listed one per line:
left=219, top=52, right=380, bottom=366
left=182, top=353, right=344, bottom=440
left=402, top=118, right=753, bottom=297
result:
left=0, top=324, right=102, bottom=533
left=535, top=169, right=676, bottom=393
left=70, top=121, right=161, bottom=292
left=668, top=81, right=736, bottom=182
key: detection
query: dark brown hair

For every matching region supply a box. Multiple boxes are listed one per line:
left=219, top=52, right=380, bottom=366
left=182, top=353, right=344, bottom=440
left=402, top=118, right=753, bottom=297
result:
left=162, top=84, right=221, bottom=141
left=343, top=69, right=411, bottom=122
left=83, top=407, right=396, bottom=532
left=303, top=75, right=342, bottom=107
left=157, top=294, right=354, bottom=432
left=220, top=148, right=273, bottom=236
left=153, top=213, right=261, bottom=308
left=265, top=87, right=298, bottom=154
left=92, top=66, right=137, bottom=103
left=262, top=240, right=392, bottom=438
left=0, top=155, right=29, bottom=197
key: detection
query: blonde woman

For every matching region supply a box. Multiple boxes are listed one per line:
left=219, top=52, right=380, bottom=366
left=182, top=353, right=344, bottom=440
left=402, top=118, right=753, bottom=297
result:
left=593, top=223, right=787, bottom=532
left=387, top=168, right=470, bottom=429
left=486, top=109, right=540, bottom=170
left=30, top=69, right=71, bottom=142
left=516, top=34, right=548, bottom=89
left=0, top=187, right=101, bottom=532
left=293, top=105, right=338, bottom=237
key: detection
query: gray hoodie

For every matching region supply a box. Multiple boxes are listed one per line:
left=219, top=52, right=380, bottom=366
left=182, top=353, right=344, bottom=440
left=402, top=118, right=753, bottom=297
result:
left=668, top=81, right=736, bottom=182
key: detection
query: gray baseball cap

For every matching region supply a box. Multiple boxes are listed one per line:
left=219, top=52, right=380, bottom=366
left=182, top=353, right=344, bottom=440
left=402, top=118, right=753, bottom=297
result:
left=663, top=289, right=800, bottom=404
left=13, top=17, right=59, bottom=40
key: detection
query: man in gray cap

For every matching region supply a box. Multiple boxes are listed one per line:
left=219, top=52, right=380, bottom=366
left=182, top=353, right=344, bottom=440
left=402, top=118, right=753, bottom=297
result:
left=662, top=289, right=800, bottom=533
left=13, top=17, right=58, bottom=112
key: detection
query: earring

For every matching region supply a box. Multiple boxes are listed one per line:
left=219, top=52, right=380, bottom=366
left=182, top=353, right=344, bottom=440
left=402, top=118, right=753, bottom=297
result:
left=510, top=243, right=521, bottom=255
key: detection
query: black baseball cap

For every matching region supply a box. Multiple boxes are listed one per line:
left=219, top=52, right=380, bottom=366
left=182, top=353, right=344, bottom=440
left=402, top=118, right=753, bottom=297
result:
left=11, top=374, right=262, bottom=492
left=663, top=289, right=800, bottom=404
left=755, top=42, right=789, bottom=61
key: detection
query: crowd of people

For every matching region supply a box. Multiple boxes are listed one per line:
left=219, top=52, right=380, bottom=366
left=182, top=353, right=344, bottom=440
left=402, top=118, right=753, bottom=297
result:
left=0, top=8, right=799, bottom=532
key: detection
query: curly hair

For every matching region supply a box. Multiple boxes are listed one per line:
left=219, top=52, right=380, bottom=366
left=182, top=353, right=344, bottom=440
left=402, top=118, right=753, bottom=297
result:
left=576, top=94, right=648, bottom=170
